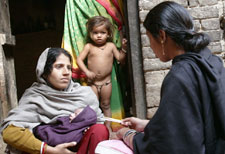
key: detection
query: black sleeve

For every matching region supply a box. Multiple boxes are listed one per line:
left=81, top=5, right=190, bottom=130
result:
left=133, top=64, right=205, bottom=154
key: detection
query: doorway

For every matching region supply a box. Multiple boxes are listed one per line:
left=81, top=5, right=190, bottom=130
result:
left=8, top=0, right=135, bottom=117
left=9, top=0, right=66, bottom=98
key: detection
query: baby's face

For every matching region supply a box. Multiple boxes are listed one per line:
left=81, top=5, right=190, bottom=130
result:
left=90, top=24, right=109, bottom=45
left=69, top=108, right=84, bottom=121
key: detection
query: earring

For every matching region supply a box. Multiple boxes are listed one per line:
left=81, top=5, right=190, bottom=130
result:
left=161, top=40, right=165, bottom=55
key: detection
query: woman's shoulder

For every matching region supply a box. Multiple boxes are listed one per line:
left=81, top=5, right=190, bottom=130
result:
left=166, top=59, right=198, bottom=84
left=171, top=59, right=195, bottom=75
left=70, top=81, right=93, bottom=92
left=171, top=52, right=206, bottom=75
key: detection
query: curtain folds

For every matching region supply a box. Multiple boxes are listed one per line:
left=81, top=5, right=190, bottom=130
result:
left=61, top=0, right=126, bottom=131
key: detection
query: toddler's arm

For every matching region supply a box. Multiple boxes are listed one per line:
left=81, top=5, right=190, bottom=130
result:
left=113, top=38, right=127, bottom=63
left=77, top=44, right=96, bottom=80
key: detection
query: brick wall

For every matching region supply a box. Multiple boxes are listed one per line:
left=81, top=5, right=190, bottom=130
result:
left=139, top=0, right=225, bottom=119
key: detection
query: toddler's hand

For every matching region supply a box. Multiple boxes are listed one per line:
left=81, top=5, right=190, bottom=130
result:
left=121, top=38, right=128, bottom=51
left=86, top=71, right=96, bottom=80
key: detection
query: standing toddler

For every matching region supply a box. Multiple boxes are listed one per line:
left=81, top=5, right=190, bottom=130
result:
left=77, top=16, right=127, bottom=134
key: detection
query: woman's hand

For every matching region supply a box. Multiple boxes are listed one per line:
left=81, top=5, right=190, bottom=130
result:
left=45, top=142, right=77, bottom=154
left=116, top=127, right=136, bottom=150
left=121, top=117, right=149, bottom=132
left=116, top=127, right=130, bottom=140
left=109, top=131, right=119, bottom=140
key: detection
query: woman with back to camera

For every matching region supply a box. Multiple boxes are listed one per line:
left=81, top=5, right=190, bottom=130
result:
left=96, top=1, right=225, bottom=154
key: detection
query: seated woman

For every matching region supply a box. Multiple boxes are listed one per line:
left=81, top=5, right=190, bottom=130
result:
left=0, top=48, right=109, bottom=154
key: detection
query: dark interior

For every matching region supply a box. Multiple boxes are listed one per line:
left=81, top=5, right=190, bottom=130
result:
left=9, top=0, right=66, bottom=99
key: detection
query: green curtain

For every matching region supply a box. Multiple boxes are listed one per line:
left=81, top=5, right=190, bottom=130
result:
left=62, top=0, right=125, bottom=131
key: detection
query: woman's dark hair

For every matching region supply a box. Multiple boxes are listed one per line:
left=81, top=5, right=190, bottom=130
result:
left=86, top=16, right=114, bottom=43
left=143, top=1, right=210, bottom=53
left=42, top=48, right=72, bottom=77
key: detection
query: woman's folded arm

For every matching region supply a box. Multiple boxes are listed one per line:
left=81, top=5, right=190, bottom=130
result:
left=2, top=125, right=42, bottom=154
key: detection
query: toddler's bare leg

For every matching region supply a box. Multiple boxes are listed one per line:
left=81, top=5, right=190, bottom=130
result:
left=90, top=85, right=99, bottom=99
left=100, top=83, right=112, bottom=133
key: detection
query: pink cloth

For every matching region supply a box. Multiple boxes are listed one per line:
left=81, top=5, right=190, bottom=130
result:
left=95, top=140, right=133, bottom=154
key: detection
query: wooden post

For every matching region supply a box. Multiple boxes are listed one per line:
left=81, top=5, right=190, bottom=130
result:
left=125, top=0, right=146, bottom=119
left=0, top=0, right=16, bottom=152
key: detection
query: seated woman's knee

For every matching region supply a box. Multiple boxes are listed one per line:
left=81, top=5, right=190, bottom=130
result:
left=90, top=124, right=109, bottom=137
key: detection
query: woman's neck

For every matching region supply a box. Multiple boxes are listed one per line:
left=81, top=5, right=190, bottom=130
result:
left=165, top=37, right=185, bottom=60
